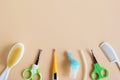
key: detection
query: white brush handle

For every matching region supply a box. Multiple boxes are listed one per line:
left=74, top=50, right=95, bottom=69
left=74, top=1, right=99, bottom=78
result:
left=0, top=67, right=10, bottom=80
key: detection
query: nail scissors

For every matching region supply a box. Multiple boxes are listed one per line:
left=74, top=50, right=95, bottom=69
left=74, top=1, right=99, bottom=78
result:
left=90, top=49, right=109, bottom=80
left=23, top=49, right=42, bottom=80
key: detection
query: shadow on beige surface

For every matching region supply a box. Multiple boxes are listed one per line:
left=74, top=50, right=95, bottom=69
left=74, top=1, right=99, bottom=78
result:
left=48, top=50, right=53, bottom=80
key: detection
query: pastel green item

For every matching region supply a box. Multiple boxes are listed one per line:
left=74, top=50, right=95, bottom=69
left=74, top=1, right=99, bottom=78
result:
left=23, top=64, right=42, bottom=80
left=91, top=63, right=109, bottom=80
left=90, top=50, right=109, bottom=80
left=23, top=49, right=42, bottom=80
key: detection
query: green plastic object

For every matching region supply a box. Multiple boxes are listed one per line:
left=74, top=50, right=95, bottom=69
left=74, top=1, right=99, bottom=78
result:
left=91, top=63, right=109, bottom=80
left=23, top=65, right=42, bottom=80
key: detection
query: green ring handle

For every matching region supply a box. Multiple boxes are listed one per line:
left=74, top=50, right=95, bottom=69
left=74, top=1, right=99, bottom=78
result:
left=91, top=70, right=99, bottom=80
left=91, top=63, right=109, bottom=80
left=23, top=69, right=32, bottom=80
left=100, top=68, right=109, bottom=78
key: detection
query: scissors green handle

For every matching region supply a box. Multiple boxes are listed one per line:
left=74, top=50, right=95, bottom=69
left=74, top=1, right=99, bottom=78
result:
left=23, top=64, right=42, bottom=80
left=91, top=63, right=109, bottom=80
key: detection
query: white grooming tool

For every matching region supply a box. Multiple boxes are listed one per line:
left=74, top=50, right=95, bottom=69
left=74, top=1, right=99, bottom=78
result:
left=80, top=50, right=88, bottom=80
left=0, top=42, right=24, bottom=80
left=100, top=42, right=120, bottom=68
left=67, top=52, right=80, bottom=79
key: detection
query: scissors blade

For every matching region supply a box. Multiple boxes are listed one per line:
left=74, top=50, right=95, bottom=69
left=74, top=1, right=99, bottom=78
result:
left=91, top=49, right=98, bottom=64
left=35, top=49, right=42, bottom=65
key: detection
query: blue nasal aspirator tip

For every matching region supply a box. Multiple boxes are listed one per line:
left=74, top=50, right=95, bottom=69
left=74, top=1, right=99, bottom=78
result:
left=67, top=52, right=80, bottom=79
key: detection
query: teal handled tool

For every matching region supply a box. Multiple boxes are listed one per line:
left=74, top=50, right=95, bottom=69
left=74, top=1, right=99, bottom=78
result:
left=90, top=49, right=109, bottom=80
left=23, top=49, right=42, bottom=80
left=67, top=52, right=80, bottom=79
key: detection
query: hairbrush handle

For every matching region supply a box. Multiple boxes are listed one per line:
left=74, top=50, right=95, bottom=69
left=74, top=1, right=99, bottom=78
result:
left=0, top=67, right=10, bottom=80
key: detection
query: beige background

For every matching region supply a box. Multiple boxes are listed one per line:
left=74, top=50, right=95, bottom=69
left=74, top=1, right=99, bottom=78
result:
left=0, top=0, right=120, bottom=80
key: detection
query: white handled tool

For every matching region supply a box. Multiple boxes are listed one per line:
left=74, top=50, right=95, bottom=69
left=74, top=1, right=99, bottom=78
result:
left=67, top=52, right=80, bottom=79
left=0, top=42, right=24, bottom=80
left=100, top=42, right=120, bottom=68
left=80, top=50, right=88, bottom=80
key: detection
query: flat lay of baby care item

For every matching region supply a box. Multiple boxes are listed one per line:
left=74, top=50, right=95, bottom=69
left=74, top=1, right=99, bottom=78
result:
left=23, top=49, right=42, bottom=80
left=90, top=49, right=109, bottom=80
left=100, top=42, right=120, bottom=69
left=0, top=42, right=24, bottom=80
left=80, top=50, right=88, bottom=80
left=67, top=52, right=80, bottom=79
left=52, top=49, right=59, bottom=80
